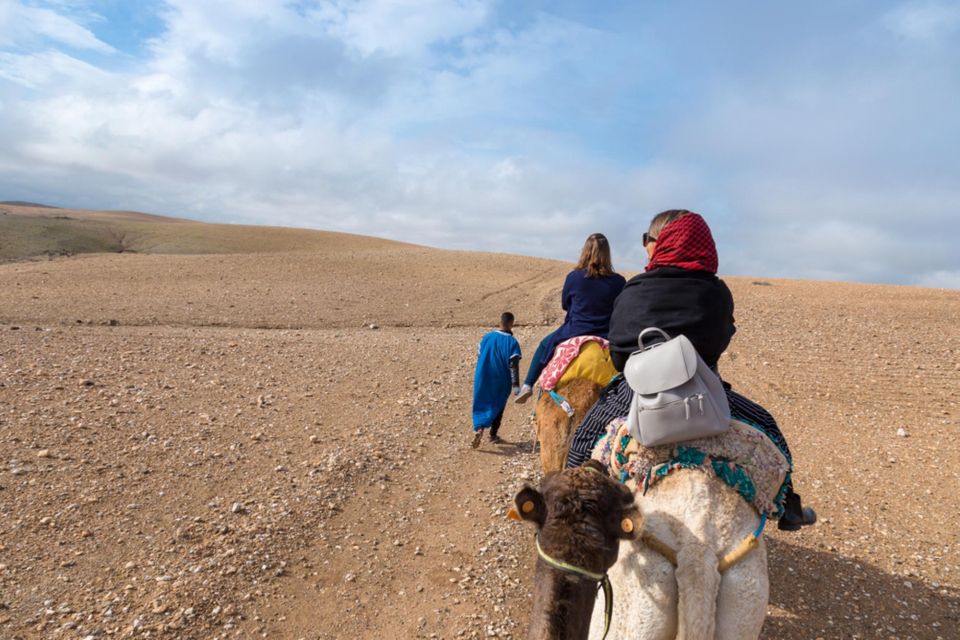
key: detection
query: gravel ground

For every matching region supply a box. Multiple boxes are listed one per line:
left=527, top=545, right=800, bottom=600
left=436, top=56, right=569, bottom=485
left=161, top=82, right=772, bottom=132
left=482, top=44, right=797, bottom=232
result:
left=1, top=248, right=958, bottom=639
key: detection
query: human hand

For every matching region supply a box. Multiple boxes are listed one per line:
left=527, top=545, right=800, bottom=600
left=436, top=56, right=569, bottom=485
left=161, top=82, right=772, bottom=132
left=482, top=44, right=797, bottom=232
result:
left=512, top=386, right=520, bottom=396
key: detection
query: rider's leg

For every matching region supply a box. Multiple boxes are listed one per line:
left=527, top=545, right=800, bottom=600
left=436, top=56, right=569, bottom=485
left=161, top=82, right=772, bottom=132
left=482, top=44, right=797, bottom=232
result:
left=724, top=388, right=816, bottom=530
left=566, top=375, right=632, bottom=468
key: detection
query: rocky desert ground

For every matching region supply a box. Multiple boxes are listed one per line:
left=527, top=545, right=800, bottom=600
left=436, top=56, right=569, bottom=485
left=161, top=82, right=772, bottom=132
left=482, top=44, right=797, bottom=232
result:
left=0, top=204, right=958, bottom=639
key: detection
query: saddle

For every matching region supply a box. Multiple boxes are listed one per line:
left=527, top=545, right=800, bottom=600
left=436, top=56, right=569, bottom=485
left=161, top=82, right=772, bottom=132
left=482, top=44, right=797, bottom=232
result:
left=538, top=336, right=617, bottom=392
left=592, top=417, right=791, bottom=518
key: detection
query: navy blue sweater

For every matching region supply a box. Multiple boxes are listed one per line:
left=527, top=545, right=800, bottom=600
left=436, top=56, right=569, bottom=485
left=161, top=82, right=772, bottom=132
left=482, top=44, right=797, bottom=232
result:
left=535, top=269, right=626, bottom=371
left=560, top=268, right=626, bottom=339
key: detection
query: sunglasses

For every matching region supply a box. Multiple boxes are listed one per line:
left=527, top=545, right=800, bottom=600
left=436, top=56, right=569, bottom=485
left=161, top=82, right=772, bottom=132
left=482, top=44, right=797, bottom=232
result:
left=642, top=232, right=657, bottom=246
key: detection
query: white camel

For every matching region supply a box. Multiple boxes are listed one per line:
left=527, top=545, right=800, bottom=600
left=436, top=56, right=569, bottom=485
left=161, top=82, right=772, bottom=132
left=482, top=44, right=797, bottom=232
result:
left=512, top=461, right=768, bottom=640
left=590, top=469, right=768, bottom=640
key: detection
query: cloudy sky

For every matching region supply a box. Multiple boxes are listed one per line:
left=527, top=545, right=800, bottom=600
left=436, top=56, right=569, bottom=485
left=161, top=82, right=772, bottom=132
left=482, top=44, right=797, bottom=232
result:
left=1, top=1, right=958, bottom=287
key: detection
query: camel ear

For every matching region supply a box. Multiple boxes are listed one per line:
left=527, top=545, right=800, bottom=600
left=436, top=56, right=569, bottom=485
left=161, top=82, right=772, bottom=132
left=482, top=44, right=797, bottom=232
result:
left=513, top=486, right=546, bottom=528
left=617, top=505, right=642, bottom=540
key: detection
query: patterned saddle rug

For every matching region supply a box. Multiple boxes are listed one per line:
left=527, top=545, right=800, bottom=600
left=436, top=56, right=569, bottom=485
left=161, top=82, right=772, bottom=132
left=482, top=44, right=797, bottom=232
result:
left=591, top=417, right=791, bottom=518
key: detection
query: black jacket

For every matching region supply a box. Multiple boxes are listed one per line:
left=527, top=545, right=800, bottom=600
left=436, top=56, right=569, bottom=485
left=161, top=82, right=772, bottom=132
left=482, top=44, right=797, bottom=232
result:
left=608, top=267, right=735, bottom=371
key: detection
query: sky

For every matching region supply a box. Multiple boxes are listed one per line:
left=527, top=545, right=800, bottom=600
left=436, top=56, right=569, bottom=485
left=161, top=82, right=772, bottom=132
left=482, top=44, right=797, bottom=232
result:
left=0, top=0, right=958, bottom=287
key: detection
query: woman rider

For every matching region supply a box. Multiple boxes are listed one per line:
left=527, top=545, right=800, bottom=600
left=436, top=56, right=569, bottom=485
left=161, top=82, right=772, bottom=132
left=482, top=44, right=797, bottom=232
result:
left=515, top=233, right=626, bottom=403
left=566, top=210, right=815, bottom=530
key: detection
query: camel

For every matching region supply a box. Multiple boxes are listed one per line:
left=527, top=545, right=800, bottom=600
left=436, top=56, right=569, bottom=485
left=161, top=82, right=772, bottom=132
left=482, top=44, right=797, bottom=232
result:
left=534, top=377, right=602, bottom=473
left=511, top=461, right=768, bottom=640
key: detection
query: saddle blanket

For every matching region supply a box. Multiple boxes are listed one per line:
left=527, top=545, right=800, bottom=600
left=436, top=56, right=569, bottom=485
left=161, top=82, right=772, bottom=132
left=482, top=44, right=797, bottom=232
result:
left=538, top=336, right=617, bottom=392
left=591, top=417, right=791, bottom=518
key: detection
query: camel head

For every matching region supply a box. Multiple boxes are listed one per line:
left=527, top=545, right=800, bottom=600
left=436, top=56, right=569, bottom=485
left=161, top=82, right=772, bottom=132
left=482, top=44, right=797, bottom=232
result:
left=509, top=460, right=640, bottom=640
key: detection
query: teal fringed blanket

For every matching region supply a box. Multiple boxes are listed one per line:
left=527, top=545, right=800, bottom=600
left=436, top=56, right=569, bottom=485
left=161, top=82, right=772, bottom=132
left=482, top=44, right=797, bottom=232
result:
left=591, top=418, right=791, bottom=517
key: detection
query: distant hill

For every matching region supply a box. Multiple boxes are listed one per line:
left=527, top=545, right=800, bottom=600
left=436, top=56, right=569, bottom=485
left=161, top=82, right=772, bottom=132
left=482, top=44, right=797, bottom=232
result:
left=0, top=202, right=405, bottom=262
left=0, top=200, right=60, bottom=208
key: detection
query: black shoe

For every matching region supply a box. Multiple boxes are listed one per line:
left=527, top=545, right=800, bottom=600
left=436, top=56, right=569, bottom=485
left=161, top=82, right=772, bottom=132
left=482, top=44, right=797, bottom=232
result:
left=778, top=492, right=817, bottom=531
left=489, top=435, right=504, bottom=445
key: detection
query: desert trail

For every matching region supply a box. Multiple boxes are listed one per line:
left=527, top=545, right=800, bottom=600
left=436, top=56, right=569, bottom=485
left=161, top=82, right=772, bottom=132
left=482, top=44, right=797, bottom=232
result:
left=0, top=203, right=958, bottom=639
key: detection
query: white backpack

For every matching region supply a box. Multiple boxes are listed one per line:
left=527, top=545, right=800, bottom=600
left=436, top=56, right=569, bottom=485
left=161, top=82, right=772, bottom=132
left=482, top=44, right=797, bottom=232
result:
left=624, top=327, right=731, bottom=447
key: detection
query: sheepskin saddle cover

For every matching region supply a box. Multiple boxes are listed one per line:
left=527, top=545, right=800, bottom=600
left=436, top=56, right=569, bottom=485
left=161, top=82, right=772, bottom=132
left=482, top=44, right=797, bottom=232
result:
left=591, top=417, right=791, bottom=518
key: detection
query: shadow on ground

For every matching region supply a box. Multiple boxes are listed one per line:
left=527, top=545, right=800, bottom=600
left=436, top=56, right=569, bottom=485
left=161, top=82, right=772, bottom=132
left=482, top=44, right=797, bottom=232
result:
left=764, top=537, right=959, bottom=639
left=474, top=438, right=537, bottom=458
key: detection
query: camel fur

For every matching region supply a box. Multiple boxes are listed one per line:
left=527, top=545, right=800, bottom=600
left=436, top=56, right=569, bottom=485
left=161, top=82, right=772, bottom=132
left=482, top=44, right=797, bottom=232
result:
left=512, top=462, right=638, bottom=640
left=535, top=377, right=602, bottom=474
left=590, top=469, right=769, bottom=640
left=514, top=463, right=768, bottom=640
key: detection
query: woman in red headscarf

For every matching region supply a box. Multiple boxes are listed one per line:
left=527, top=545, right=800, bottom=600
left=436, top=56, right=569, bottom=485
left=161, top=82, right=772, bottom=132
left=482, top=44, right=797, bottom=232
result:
left=566, top=210, right=815, bottom=531
left=608, top=210, right=732, bottom=372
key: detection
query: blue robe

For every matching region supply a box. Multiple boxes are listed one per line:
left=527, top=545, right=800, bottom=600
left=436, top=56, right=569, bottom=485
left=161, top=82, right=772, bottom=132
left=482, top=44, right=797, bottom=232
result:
left=472, top=330, right=521, bottom=429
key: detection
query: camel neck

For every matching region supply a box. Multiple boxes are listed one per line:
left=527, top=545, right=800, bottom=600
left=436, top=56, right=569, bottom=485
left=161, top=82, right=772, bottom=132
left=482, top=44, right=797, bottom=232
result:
left=526, top=560, right=598, bottom=640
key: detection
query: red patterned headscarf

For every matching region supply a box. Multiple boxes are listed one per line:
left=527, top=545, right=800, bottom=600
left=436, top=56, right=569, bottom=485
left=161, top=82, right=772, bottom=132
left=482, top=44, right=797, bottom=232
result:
left=645, top=212, right=719, bottom=274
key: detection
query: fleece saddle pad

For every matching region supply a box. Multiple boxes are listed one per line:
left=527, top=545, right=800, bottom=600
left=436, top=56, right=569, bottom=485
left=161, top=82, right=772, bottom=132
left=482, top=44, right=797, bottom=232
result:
left=591, top=417, right=791, bottom=518
left=538, top=336, right=617, bottom=392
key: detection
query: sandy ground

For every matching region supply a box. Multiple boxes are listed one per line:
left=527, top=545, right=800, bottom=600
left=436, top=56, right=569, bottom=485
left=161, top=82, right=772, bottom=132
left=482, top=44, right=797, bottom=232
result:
left=1, top=241, right=958, bottom=639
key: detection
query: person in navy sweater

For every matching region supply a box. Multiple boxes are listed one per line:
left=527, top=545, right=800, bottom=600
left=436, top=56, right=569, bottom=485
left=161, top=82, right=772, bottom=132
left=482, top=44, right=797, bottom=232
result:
left=515, top=233, right=626, bottom=403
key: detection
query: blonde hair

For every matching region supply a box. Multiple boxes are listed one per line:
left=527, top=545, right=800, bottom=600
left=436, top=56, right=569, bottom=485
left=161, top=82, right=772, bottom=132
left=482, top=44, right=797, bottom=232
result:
left=575, top=233, right=614, bottom=278
left=648, top=209, right=691, bottom=241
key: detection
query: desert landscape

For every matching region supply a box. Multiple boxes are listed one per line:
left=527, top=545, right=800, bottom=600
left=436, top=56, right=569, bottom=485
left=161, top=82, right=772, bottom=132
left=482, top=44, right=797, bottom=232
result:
left=1, top=203, right=958, bottom=639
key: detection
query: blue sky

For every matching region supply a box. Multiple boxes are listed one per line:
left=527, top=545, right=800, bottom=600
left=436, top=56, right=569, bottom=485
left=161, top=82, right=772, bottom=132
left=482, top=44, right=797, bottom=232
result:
left=1, top=0, right=958, bottom=287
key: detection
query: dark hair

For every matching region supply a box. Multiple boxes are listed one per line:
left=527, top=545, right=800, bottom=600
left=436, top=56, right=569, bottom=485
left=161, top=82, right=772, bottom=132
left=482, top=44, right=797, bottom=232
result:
left=575, top=233, right=615, bottom=278
left=647, top=210, right=691, bottom=240
left=500, top=311, right=515, bottom=326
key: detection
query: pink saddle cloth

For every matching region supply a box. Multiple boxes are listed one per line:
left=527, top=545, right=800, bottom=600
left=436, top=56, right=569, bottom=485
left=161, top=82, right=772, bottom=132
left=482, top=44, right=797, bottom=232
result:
left=537, top=335, right=610, bottom=391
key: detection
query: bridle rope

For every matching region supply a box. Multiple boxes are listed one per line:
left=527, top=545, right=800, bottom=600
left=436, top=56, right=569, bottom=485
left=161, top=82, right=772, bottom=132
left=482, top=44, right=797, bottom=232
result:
left=535, top=535, right=613, bottom=640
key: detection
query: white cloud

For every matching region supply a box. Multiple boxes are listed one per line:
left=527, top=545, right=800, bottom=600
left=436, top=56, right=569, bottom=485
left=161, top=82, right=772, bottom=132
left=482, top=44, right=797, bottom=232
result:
left=656, top=7, right=960, bottom=287
left=883, top=0, right=960, bottom=43
left=0, top=1, right=114, bottom=53
left=1, top=1, right=647, bottom=266
left=0, top=49, right=111, bottom=88
left=312, top=0, right=490, bottom=57
left=0, top=1, right=957, bottom=288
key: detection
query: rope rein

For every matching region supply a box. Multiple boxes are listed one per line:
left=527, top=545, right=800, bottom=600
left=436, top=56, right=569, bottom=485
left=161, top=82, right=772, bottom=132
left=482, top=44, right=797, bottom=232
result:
left=535, top=535, right=614, bottom=640
left=582, top=460, right=766, bottom=572
left=638, top=512, right=768, bottom=571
